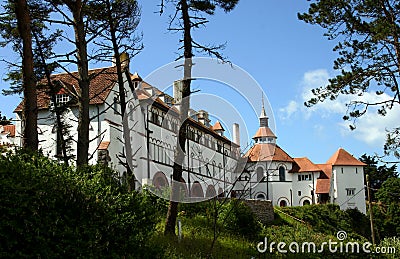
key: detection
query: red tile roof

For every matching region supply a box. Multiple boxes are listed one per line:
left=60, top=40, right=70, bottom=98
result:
left=213, top=121, right=224, bottom=131
left=98, top=141, right=110, bottom=150
left=1, top=125, right=15, bottom=137
left=15, top=66, right=119, bottom=112
left=253, top=126, right=276, bottom=139
left=291, top=157, right=322, bottom=173
left=131, top=72, right=142, bottom=81
left=136, top=88, right=152, bottom=100
left=13, top=67, right=238, bottom=148
left=244, top=143, right=294, bottom=162
left=316, top=179, right=331, bottom=194
left=326, top=148, right=366, bottom=166
left=135, top=81, right=235, bottom=145
left=317, top=163, right=332, bottom=179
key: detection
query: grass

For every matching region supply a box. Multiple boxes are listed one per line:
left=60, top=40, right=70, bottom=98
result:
left=149, top=215, right=257, bottom=258
left=147, top=203, right=389, bottom=258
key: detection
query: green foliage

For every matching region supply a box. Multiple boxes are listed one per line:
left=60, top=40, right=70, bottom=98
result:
left=0, top=151, right=158, bottom=258
left=149, top=214, right=257, bottom=258
left=377, top=237, right=400, bottom=259
left=179, top=199, right=214, bottom=218
left=361, top=154, right=398, bottom=201
left=279, top=204, right=370, bottom=240
left=0, top=0, right=62, bottom=95
left=376, top=177, right=400, bottom=204
left=0, top=111, right=11, bottom=125
left=217, top=199, right=260, bottom=239
left=373, top=177, right=400, bottom=240
left=372, top=203, right=400, bottom=241
left=178, top=199, right=260, bottom=239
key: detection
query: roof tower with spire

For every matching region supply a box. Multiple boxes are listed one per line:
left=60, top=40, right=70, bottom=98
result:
left=252, top=95, right=276, bottom=143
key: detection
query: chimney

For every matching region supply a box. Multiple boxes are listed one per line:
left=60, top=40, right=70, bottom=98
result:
left=197, top=110, right=210, bottom=127
left=112, top=52, right=130, bottom=70
left=233, top=123, right=240, bottom=146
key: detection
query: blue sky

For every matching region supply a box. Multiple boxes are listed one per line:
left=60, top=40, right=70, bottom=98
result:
left=1, top=0, right=399, bottom=165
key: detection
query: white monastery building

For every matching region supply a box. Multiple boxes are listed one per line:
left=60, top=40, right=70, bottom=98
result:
left=13, top=59, right=367, bottom=212
left=13, top=61, right=240, bottom=202
left=234, top=103, right=367, bottom=214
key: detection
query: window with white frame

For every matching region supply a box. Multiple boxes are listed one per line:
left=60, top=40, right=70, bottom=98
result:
left=298, top=173, right=312, bottom=181
left=50, top=94, right=70, bottom=109
left=56, top=94, right=70, bottom=104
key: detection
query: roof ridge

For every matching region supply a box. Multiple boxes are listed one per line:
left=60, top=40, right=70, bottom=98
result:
left=50, top=65, right=117, bottom=76
left=326, top=148, right=366, bottom=166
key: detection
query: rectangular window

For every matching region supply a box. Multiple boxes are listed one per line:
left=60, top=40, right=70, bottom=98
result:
left=346, top=188, right=355, bottom=196
left=216, top=142, right=222, bottom=153
left=56, top=130, right=62, bottom=157
left=299, top=174, right=312, bottom=181
left=56, top=94, right=70, bottom=105
left=187, top=128, right=196, bottom=141
left=114, top=96, right=119, bottom=114
left=51, top=94, right=70, bottom=109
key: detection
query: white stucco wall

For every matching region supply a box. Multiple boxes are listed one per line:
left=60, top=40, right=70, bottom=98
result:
left=331, top=165, right=366, bottom=214
left=291, top=172, right=319, bottom=205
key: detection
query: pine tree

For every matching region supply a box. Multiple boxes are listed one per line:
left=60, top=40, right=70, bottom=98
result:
left=90, top=0, right=142, bottom=190
left=299, top=0, right=400, bottom=159
left=360, top=154, right=398, bottom=201
left=0, top=0, right=38, bottom=150
left=161, top=0, right=239, bottom=236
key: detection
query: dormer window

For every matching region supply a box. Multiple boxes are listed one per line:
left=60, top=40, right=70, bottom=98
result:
left=50, top=94, right=71, bottom=110
left=56, top=94, right=70, bottom=105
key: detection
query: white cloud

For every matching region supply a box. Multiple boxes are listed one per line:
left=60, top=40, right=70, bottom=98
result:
left=339, top=94, right=400, bottom=147
left=280, top=69, right=400, bottom=147
left=279, top=100, right=298, bottom=120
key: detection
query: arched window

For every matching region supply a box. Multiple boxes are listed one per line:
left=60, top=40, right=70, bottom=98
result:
left=152, top=171, right=169, bottom=189
left=256, top=193, right=266, bottom=200
left=129, top=104, right=134, bottom=121
left=191, top=181, right=204, bottom=198
left=279, top=166, right=285, bottom=182
left=279, top=200, right=287, bottom=207
left=303, top=200, right=311, bottom=206
left=218, top=187, right=224, bottom=198
left=256, top=167, right=264, bottom=182
left=212, top=161, right=216, bottom=176
left=206, top=185, right=217, bottom=198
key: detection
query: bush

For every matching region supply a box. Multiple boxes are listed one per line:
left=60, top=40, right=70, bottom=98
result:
left=0, top=151, right=158, bottom=258
left=279, top=204, right=370, bottom=240
left=218, top=199, right=260, bottom=239
left=372, top=177, right=400, bottom=241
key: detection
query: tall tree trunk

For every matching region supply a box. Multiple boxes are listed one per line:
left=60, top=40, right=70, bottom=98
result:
left=70, top=0, right=90, bottom=166
left=14, top=0, right=38, bottom=151
left=105, top=0, right=135, bottom=191
left=32, top=31, right=69, bottom=166
left=164, top=0, right=193, bottom=236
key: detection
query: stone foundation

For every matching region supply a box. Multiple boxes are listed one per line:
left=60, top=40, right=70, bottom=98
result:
left=243, top=199, right=274, bottom=223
